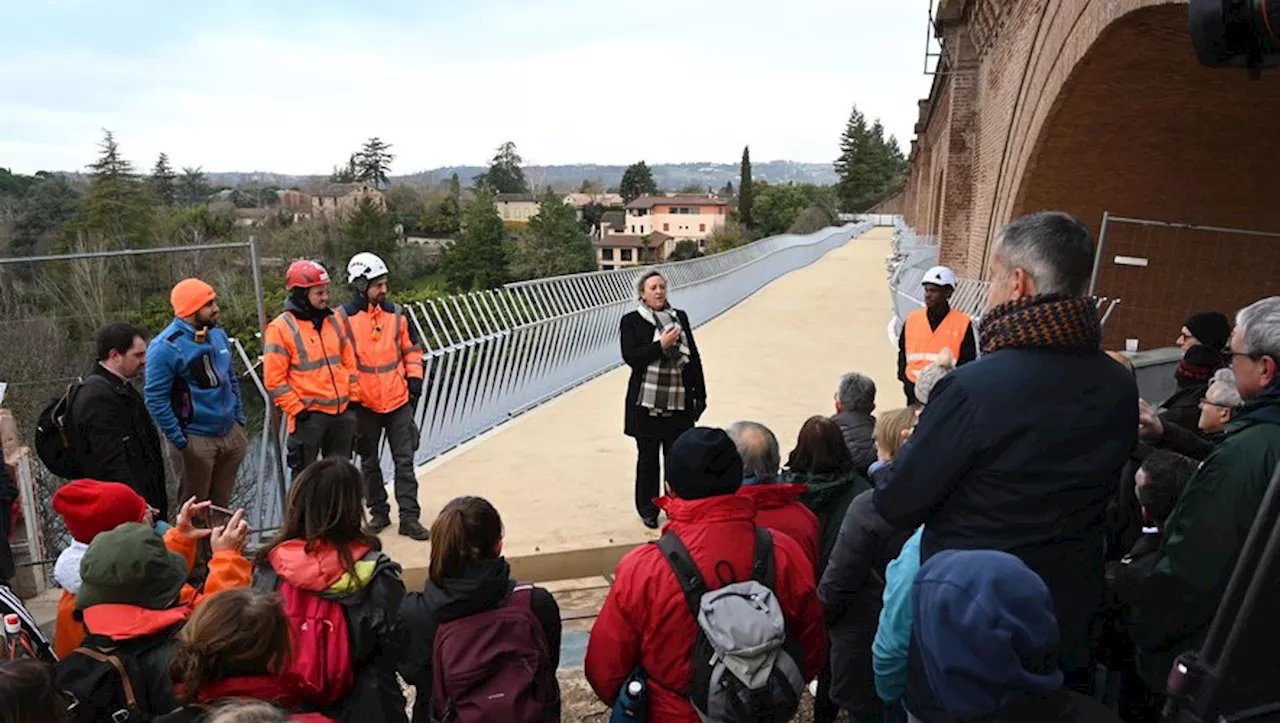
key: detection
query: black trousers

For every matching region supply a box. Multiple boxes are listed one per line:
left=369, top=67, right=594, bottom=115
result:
left=354, top=403, right=421, bottom=521
left=286, top=409, right=356, bottom=475
left=634, top=428, right=687, bottom=519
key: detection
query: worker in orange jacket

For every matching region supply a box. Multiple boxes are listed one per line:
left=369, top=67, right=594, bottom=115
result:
left=897, top=265, right=977, bottom=405
left=264, top=260, right=360, bottom=474
left=338, top=252, right=429, bottom=540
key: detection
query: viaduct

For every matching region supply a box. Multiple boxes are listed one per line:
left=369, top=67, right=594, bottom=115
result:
left=904, top=0, right=1280, bottom=349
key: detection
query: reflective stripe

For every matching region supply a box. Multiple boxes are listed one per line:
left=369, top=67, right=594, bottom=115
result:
left=298, top=395, right=349, bottom=408
left=405, top=344, right=423, bottom=354
left=357, top=359, right=403, bottom=374
left=263, top=343, right=291, bottom=357
left=905, top=352, right=937, bottom=362
left=292, top=355, right=343, bottom=372
left=328, top=315, right=347, bottom=353
left=268, top=385, right=292, bottom=400
left=281, top=313, right=344, bottom=372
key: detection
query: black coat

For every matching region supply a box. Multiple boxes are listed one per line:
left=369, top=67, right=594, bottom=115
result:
left=831, top=411, right=877, bottom=476
left=875, top=346, right=1138, bottom=674
left=0, top=463, right=15, bottom=585
left=817, top=486, right=914, bottom=715
left=1159, top=381, right=1208, bottom=433
left=399, top=558, right=561, bottom=723
left=620, top=309, right=706, bottom=439
left=70, top=364, right=168, bottom=514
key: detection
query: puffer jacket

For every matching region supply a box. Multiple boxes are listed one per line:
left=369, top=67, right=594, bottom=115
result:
left=818, top=488, right=914, bottom=716
left=254, top=540, right=407, bottom=723
left=782, top=467, right=872, bottom=572
left=735, top=483, right=821, bottom=573
left=584, top=494, right=827, bottom=723
left=831, top=411, right=877, bottom=476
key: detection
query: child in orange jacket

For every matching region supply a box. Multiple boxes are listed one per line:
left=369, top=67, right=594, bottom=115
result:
left=51, top=480, right=252, bottom=658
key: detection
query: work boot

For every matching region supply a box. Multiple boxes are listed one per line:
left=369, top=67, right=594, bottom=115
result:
left=399, top=519, right=430, bottom=541
left=365, top=512, right=392, bottom=535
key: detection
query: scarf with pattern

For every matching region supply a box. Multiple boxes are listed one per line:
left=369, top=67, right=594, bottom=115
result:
left=978, top=293, right=1101, bottom=355
left=636, top=303, right=690, bottom=412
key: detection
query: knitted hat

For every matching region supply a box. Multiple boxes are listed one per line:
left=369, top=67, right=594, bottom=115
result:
left=665, top=427, right=744, bottom=500
left=52, top=480, right=149, bottom=544
left=171, top=278, right=216, bottom=319
left=76, top=523, right=188, bottom=611
left=1184, top=311, right=1231, bottom=352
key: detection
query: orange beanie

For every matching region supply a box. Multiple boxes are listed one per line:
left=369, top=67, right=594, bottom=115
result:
left=171, top=278, right=216, bottom=318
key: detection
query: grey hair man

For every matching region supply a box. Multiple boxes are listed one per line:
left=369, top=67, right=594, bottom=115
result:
left=725, top=421, right=781, bottom=485
left=832, top=372, right=877, bottom=475
left=1199, top=367, right=1243, bottom=435
left=874, top=211, right=1138, bottom=699
left=1135, top=296, right=1280, bottom=692
left=1138, top=366, right=1241, bottom=461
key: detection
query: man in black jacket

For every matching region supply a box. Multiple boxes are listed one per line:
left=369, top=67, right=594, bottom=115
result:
left=874, top=212, right=1138, bottom=690
left=70, top=323, right=168, bottom=515
left=831, top=371, right=877, bottom=476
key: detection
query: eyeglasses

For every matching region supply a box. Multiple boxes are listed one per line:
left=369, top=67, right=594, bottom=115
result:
left=1198, top=398, right=1238, bottom=410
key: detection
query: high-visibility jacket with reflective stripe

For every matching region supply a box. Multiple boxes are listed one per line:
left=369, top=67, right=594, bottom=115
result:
left=263, top=309, right=360, bottom=430
left=903, top=307, right=971, bottom=383
left=336, top=300, right=425, bottom=415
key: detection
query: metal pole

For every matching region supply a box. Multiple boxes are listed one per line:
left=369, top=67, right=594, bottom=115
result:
left=248, top=236, right=268, bottom=337
left=0, top=241, right=249, bottom=265
left=1088, top=211, right=1110, bottom=298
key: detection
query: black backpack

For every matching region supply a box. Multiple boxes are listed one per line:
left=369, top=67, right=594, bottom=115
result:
left=34, top=377, right=96, bottom=479
left=56, top=632, right=170, bottom=723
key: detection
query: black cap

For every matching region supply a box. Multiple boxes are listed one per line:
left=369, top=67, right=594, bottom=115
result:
left=1185, top=311, right=1231, bottom=352
left=666, top=427, right=744, bottom=500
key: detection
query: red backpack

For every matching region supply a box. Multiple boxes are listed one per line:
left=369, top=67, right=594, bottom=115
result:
left=430, top=584, right=558, bottom=722
left=277, top=579, right=355, bottom=708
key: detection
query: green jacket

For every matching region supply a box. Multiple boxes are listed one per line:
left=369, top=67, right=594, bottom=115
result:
left=780, top=467, right=871, bottom=570
left=1134, top=385, right=1280, bottom=688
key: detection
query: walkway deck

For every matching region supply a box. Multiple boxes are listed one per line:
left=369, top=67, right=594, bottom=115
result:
left=380, top=226, right=900, bottom=588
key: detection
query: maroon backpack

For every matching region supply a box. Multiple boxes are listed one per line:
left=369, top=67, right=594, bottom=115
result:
left=430, top=584, right=558, bottom=722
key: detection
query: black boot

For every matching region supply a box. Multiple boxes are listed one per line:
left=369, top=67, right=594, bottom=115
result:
left=399, top=519, right=430, bottom=541
left=365, top=512, right=391, bottom=535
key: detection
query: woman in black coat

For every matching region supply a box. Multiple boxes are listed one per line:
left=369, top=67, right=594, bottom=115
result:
left=620, top=270, right=707, bottom=528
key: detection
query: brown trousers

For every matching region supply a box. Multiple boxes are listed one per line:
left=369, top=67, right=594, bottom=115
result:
left=170, top=425, right=249, bottom=509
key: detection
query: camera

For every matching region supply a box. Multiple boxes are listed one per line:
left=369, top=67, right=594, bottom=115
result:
left=1190, top=0, right=1280, bottom=76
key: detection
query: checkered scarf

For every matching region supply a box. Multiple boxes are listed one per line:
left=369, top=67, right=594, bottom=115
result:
left=637, top=303, right=690, bottom=413
left=978, top=293, right=1101, bottom=355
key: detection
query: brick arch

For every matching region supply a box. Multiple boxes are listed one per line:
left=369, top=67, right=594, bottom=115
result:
left=1008, top=2, right=1280, bottom=348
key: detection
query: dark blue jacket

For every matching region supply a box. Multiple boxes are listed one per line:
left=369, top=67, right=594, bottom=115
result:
left=874, top=346, right=1137, bottom=674
left=144, top=319, right=245, bottom=448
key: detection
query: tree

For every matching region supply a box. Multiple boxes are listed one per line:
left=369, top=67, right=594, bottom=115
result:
left=79, top=130, right=151, bottom=243
left=511, top=190, right=595, bottom=280
left=619, top=161, right=658, bottom=203
left=356, top=137, right=394, bottom=189
left=150, top=153, right=177, bottom=206
left=720, top=181, right=735, bottom=198
left=177, top=167, right=211, bottom=206
left=384, top=184, right=425, bottom=217
left=341, top=197, right=399, bottom=265
left=440, top=190, right=510, bottom=290
left=11, top=175, right=80, bottom=255
left=834, top=105, right=906, bottom=212
left=678, top=184, right=707, bottom=195
left=751, top=183, right=836, bottom=237
left=448, top=173, right=462, bottom=203
left=478, top=142, right=528, bottom=195
left=330, top=155, right=359, bottom=184
left=668, top=240, right=703, bottom=261
left=739, top=147, right=754, bottom=230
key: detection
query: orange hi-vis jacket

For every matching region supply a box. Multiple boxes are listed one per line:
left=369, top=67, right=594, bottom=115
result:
left=903, top=307, right=972, bottom=383
left=335, top=300, right=425, bottom=415
left=264, top=306, right=361, bottom=432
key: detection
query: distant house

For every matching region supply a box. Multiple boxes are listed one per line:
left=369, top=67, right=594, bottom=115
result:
left=313, top=182, right=385, bottom=218
left=593, top=231, right=672, bottom=271
left=563, top=192, right=625, bottom=209
left=624, top=194, right=729, bottom=252
left=494, top=193, right=540, bottom=223
left=277, top=189, right=311, bottom=211
left=598, top=210, right=626, bottom=238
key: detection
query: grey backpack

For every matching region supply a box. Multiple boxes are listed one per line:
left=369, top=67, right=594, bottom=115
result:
left=657, top=527, right=806, bottom=722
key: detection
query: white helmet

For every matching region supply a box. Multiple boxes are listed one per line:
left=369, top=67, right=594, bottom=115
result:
left=347, top=252, right=389, bottom=285
left=921, top=265, right=958, bottom=288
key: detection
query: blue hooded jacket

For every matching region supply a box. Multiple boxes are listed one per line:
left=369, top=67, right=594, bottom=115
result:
left=911, top=549, right=1063, bottom=720
left=144, top=318, right=245, bottom=447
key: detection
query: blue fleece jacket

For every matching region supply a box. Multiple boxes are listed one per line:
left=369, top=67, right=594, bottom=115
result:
left=872, top=525, right=922, bottom=704
left=144, top=318, right=244, bottom=447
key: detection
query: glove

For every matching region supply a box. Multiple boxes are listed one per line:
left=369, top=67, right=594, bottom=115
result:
left=407, top=376, right=424, bottom=407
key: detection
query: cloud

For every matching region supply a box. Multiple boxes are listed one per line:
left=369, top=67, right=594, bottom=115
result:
left=1, top=0, right=935, bottom=174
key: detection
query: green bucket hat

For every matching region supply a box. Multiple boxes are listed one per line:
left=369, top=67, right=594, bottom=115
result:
left=76, top=522, right=188, bottom=611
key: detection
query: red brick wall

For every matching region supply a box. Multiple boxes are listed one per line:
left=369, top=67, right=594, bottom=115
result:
left=905, top=0, right=1280, bottom=349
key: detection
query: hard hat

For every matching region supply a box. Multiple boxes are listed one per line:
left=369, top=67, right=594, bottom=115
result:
left=347, top=252, right=390, bottom=285
left=285, top=260, right=331, bottom=290
left=921, top=265, right=958, bottom=288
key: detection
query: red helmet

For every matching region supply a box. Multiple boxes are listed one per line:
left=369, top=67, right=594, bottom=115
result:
left=285, top=260, right=330, bottom=290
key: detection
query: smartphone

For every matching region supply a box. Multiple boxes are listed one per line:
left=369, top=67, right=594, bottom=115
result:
left=198, top=504, right=236, bottom=529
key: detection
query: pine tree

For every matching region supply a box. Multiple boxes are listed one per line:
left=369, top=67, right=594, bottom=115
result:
left=150, top=153, right=177, bottom=206
left=448, top=173, right=462, bottom=203
left=80, top=130, right=150, bottom=243
left=834, top=106, right=875, bottom=211
left=331, top=155, right=359, bottom=183
left=481, top=142, right=529, bottom=194
left=441, top=190, right=510, bottom=290
left=619, top=161, right=658, bottom=203
left=177, top=166, right=211, bottom=206
left=511, top=190, right=596, bottom=280
left=739, top=147, right=754, bottom=230
left=341, top=197, right=399, bottom=264
left=356, top=137, right=394, bottom=189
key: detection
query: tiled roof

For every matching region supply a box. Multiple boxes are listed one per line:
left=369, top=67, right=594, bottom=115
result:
left=495, top=193, right=537, bottom=203
left=626, top=194, right=729, bottom=210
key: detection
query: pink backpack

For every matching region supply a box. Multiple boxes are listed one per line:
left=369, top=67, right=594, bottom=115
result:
left=277, top=579, right=355, bottom=708
left=430, top=585, right=558, bottom=722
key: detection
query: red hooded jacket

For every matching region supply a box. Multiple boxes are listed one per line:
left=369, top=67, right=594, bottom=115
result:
left=154, top=675, right=335, bottom=722
left=585, top=494, right=827, bottom=723
left=736, top=483, right=821, bottom=573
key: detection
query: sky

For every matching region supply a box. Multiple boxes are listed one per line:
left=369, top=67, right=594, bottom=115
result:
left=1, top=0, right=939, bottom=176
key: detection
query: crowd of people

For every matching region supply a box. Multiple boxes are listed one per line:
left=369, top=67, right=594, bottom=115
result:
left=1, top=209, right=1278, bottom=722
